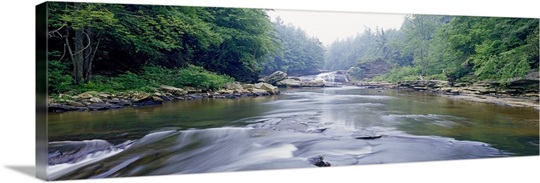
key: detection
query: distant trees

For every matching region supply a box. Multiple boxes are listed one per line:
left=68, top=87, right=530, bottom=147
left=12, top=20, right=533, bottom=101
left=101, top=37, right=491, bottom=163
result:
left=262, top=17, right=325, bottom=75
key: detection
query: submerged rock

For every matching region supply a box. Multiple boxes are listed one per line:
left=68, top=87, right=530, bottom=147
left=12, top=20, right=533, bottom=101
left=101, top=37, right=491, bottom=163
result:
left=355, top=135, right=383, bottom=140
left=308, top=155, right=331, bottom=167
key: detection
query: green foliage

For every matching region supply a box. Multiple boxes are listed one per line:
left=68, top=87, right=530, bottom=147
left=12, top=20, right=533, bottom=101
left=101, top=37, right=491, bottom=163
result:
left=373, top=66, right=421, bottom=82
left=48, top=2, right=276, bottom=86
left=346, top=67, right=365, bottom=81
left=369, top=15, right=538, bottom=84
left=175, top=65, right=234, bottom=90
left=48, top=60, right=73, bottom=93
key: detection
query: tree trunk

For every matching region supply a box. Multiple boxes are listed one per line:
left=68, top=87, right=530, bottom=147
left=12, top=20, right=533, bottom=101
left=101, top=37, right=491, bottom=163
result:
left=73, top=29, right=85, bottom=84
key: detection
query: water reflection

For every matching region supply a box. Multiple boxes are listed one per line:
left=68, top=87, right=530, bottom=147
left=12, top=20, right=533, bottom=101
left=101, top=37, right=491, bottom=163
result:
left=47, top=86, right=539, bottom=179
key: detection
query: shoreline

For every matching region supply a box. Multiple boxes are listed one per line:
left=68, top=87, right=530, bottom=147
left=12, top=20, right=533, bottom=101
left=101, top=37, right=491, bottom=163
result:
left=48, top=80, right=539, bottom=113
left=354, top=81, right=539, bottom=110
left=48, top=83, right=280, bottom=113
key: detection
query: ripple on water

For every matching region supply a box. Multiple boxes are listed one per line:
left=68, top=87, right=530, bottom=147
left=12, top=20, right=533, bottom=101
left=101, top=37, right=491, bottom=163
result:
left=381, top=114, right=462, bottom=128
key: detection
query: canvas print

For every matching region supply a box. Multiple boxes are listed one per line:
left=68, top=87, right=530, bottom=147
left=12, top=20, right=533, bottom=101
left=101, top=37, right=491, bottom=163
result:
left=36, top=1, right=539, bottom=181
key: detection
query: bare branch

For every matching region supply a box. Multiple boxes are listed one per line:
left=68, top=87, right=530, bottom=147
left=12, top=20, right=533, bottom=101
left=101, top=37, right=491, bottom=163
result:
left=48, top=25, right=65, bottom=38
left=73, top=32, right=92, bottom=55
left=58, top=44, right=67, bottom=62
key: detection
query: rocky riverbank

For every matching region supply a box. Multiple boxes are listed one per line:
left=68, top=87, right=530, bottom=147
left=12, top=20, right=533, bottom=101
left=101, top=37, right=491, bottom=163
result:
left=48, top=82, right=280, bottom=112
left=353, top=75, right=539, bottom=109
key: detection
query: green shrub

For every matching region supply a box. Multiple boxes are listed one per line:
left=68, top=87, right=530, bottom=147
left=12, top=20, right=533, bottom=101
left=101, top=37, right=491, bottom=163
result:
left=48, top=60, right=74, bottom=93
left=346, top=67, right=365, bottom=81
left=48, top=64, right=235, bottom=94
left=373, top=66, right=421, bottom=82
left=174, top=65, right=234, bottom=90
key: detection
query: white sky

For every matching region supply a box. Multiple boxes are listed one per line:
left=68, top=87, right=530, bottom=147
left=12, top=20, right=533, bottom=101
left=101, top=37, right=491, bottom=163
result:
left=267, top=9, right=406, bottom=46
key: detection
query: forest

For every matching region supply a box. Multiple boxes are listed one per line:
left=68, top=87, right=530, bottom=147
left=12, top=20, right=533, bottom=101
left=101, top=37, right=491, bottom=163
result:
left=48, top=2, right=323, bottom=94
left=326, top=15, right=539, bottom=84
left=48, top=2, right=539, bottom=95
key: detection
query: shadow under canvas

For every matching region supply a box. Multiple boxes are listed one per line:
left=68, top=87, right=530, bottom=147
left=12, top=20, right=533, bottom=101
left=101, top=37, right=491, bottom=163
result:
left=5, top=165, right=35, bottom=178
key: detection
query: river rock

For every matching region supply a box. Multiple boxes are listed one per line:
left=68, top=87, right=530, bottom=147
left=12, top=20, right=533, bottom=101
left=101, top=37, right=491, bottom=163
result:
left=89, top=97, right=103, bottom=103
left=184, top=87, right=202, bottom=94
left=276, top=78, right=302, bottom=87
left=87, top=103, right=115, bottom=110
left=266, top=71, right=287, bottom=85
left=218, top=89, right=234, bottom=95
left=66, top=100, right=85, bottom=107
left=242, top=84, right=254, bottom=89
left=48, top=103, right=78, bottom=112
left=77, top=91, right=99, bottom=99
left=132, top=97, right=163, bottom=107
left=250, top=88, right=270, bottom=96
left=131, top=93, right=151, bottom=102
left=159, top=95, right=172, bottom=101
left=308, top=155, right=331, bottom=167
left=225, top=82, right=244, bottom=90
left=109, top=98, right=121, bottom=104
left=301, top=80, right=325, bottom=87
left=98, top=93, right=111, bottom=99
left=255, top=83, right=280, bottom=94
left=159, top=85, right=187, bottom=95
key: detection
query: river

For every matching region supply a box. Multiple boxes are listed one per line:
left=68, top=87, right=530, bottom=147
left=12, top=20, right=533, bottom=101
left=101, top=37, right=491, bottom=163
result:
left=46, top=86, right=539, bottom=180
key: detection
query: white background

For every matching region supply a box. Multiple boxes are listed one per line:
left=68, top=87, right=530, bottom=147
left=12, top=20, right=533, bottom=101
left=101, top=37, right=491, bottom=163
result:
left=0, top=0, right=538, bottom=183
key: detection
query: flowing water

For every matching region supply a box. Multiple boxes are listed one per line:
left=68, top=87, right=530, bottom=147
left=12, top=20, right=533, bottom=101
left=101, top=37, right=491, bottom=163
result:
left=46, top=86, right=539, bottom=180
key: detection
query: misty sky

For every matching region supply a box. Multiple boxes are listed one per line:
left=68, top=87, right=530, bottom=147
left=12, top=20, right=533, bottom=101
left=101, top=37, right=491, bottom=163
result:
left=267, top=9, right=406, bottom=46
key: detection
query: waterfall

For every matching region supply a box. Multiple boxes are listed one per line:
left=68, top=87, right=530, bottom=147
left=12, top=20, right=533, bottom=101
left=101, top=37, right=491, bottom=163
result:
left=299, top=71, right=348, bottom=87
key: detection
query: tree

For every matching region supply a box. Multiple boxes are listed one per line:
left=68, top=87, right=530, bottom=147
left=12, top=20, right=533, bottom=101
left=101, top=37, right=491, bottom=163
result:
left=263, top=18, right=325, bottom=75
left=401, top=15, right=444, bottom=79
left=48, top=2, right=119, bottom=84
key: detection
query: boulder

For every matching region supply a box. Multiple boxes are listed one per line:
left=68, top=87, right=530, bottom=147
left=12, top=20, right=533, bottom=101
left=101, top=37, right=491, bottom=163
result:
left=131, top=93, right=151, bottom=102
left=249, top=88, right=270, bottom=96
left=265, top=71, right=287, bottom=85
left=132, top=98, right=162, bottom=107
left=255, top=83, right=280, bottom=94
left=152, top=96, right=164, bottom=102
left=308, top=155, right=331, bottom=167
left=159, top=85, right=187, bottom=95
left=276, top=79, right=302, bottom=87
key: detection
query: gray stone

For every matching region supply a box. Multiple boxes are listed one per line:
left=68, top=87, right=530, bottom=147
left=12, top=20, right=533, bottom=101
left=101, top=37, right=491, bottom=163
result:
left=276, top=79, right=302, bottom=87
left=301, top=80, right=325, bottom=87
left=66, top=100, right=85, bottom=107
left=159, top=85, right=187, bottom=95
left=266, top=71, right=287, bottom=85
left=89, top=97, right=103, bottom=103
